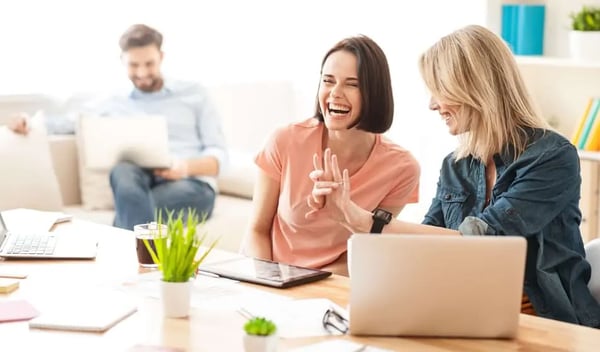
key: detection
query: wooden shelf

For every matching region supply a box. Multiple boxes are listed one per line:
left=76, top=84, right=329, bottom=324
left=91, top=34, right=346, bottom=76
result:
left=515, top=56, right=600, bottom=69
left=579, top=150, right=600, bottom=162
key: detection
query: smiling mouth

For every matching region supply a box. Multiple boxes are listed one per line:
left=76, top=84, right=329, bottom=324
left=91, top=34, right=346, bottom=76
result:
left=441, top=113, right=452, bottom=123
left=328, top=103, right=350, bottom=116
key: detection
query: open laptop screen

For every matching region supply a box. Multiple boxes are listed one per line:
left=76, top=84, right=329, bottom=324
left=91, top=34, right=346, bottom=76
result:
left=0, top=213, right=8, bottom=247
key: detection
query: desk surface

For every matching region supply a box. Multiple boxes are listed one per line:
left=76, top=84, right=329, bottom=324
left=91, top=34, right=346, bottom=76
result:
left=1, top=219, right=600, bottom=351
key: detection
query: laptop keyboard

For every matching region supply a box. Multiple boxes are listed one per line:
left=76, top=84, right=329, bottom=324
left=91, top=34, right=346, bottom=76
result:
left=6, top=234, right=57, bottom=255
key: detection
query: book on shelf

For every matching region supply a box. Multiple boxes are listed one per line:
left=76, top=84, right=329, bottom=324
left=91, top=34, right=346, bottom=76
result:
left=572, top=97, right=600, bottom=151
left=571, top=98, right=593, bottom=145
left=584, top=103, right=600, bottom=151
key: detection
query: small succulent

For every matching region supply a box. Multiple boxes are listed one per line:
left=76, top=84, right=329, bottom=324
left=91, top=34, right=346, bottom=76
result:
left=243, top=317, right=277, bottom=336
left=571, top=6, right=600, bottom=31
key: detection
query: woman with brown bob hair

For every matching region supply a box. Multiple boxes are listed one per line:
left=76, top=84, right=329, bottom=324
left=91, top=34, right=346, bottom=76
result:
left=242, top=35, right=420, bottom=276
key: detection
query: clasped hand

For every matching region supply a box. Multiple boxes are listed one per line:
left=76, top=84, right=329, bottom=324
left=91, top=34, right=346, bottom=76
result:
left=153, top=159, right=189, bottom=180
left=305, top=148, right=351, bottom=222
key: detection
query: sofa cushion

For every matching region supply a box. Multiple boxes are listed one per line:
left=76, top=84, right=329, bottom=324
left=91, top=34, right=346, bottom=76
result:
left=217, top=150, right=257, bottom=199
left=75, top=117, right=115, bottom=210
left=0, top=115, right=63, bottom=211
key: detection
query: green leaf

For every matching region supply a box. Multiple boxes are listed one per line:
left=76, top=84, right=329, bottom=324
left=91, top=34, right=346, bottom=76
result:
left=571, top=6, right=600, bottom=31
left=243, top=317, right=277, bottom=336
left=149, top=208, right=219, bottom=282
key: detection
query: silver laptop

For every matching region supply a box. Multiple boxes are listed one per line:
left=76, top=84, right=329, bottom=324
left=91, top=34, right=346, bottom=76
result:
left=0, top=213, right=97, bottom=259
left=348, top=234, right=526, bottom=338
left=78, top=114, right=172, bottom=170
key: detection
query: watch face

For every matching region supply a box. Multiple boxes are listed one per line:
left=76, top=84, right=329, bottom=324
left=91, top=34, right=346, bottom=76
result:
left=374, top=209, right=392, bottom=223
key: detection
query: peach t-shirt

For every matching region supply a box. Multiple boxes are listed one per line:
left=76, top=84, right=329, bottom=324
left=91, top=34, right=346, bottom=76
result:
left=255, top=118, right=420, bottom=268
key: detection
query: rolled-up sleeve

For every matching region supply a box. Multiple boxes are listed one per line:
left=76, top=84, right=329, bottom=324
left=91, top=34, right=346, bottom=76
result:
left=458, top=216, right=491, bottom=236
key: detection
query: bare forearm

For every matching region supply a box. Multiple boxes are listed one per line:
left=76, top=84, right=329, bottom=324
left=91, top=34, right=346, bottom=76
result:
left=344, top=204, right=459, bottom=236
left=241, top=231, right=273, bottom=260
left=186, top=156, right=219, bottom=176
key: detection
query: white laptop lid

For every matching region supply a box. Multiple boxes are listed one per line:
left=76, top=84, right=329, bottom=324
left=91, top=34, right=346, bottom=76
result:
left=348, top=234, right=526, bottom=338
left=78, top=114, right=172, bottom=170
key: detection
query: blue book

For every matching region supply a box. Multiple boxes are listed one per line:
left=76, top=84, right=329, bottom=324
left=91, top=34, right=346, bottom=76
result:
left=501, top=4, right=545, bottom=55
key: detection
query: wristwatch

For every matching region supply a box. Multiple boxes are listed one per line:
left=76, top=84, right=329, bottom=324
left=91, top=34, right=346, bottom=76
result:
left=370, top=208, right=392, bottom=234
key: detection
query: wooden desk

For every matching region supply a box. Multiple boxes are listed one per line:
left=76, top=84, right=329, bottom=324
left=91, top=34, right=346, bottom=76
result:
left=1, top=219, right=600, bottom=351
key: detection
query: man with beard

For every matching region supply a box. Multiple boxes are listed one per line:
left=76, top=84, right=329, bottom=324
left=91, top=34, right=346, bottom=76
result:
left=9, top=24, right=227, bottom=231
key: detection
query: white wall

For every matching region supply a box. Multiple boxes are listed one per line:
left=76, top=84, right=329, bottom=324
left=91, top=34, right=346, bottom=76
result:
left=0, top=0, right=490, bottom=221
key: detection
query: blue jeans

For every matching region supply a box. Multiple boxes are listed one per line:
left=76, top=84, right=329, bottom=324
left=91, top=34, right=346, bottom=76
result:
left=109, top=161, right=216, bottom=230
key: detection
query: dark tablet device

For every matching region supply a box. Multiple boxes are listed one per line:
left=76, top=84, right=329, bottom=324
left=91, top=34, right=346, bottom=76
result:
left=199, top=257, right=332, bottom=288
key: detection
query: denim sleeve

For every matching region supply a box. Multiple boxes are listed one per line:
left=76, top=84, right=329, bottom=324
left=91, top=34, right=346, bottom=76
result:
left=193, top=87, right=229, bottom=175
left=475, top=143, right=579, bottom=237
left=422, top=178, right=446, bottom=227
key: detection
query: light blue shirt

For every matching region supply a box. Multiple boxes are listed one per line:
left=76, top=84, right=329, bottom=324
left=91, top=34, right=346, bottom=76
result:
left=48, top=79, right=228, bottom=192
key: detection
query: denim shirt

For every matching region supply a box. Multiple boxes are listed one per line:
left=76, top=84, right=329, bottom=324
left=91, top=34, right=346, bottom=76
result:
left=423, top=128, right=600, bottom=327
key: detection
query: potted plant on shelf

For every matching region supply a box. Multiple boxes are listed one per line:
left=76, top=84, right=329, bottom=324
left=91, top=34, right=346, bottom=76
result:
left=569, top=6, right=600, bottom=61
left=243, top=317, right=278, bottom=352
left=143, top=208, right=219, bottom=318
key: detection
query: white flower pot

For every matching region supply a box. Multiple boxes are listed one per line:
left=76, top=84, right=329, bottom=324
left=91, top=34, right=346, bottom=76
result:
left=569, top=31, right=600, bottom=61
left=161, top=280, right=191, bottom=318
left=242, top=334, right=278, bottom=352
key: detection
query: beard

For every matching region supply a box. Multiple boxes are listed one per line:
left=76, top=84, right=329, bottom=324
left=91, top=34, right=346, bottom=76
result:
left=131, top=76, right=163, bottom=92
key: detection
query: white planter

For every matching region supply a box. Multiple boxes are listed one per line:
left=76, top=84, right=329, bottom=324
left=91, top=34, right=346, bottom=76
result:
left=242, top=334, right=278, bottom=352
left=569, top=31, right=600, bottom=61
left=161, top=280, right=191, bottom=318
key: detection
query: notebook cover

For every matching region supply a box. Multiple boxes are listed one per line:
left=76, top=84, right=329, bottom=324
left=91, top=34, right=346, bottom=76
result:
left=28, top=299, right=137, bottom=332
left=0, top=300, right=39, bottom=322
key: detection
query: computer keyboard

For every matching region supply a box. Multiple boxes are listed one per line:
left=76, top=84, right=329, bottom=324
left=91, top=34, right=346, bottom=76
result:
left=7, top=234, right=57, bottom=255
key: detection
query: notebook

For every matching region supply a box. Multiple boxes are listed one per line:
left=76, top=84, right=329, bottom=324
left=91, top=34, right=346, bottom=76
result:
left=0, top=212, right=97, bottom=259
left=29, top=293, right=137, bottom=332
left=348, top=234, right=526, bottom=338
left=0, top=300, right=39, bottom=322
left=78, top=114, right=172, bottom=170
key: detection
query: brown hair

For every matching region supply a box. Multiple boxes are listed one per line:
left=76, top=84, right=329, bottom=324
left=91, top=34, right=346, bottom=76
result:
left=119, top=24, right=163, bottom=52
left=314, top=35, right=394, bottom=133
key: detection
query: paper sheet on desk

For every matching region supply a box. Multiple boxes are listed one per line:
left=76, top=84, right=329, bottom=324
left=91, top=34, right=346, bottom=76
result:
left=243, top=298, right=348, bottom=338
left=289, top=340, right=392, bottom=352
left=120, top=271, right=292, bottom=310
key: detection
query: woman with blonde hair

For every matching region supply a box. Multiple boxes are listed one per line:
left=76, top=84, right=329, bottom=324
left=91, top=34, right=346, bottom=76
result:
left=308, top=25, right=600, bottom=327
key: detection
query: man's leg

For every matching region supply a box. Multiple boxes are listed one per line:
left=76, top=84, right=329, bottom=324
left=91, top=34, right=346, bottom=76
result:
left=152, top=178, right=216, bottom=223
left=110, top=161, right=155, bottom=230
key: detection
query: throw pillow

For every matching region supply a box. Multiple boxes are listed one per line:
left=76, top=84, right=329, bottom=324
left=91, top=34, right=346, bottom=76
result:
left=0, top=113, right=63, bottom=211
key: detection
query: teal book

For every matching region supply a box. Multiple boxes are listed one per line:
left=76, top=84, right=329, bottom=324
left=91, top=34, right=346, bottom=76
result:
left=578, top=98, right=600, bottom=149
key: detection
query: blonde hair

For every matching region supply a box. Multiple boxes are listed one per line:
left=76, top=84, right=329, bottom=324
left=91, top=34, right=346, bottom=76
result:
left=418, top=25, right=548, bottom=162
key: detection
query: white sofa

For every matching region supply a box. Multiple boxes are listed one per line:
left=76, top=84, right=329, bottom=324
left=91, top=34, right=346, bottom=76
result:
left=0, top=81, right=301, bottom=252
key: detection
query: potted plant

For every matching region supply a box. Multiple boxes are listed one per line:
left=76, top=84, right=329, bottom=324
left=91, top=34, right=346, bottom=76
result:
left=569, top=6, right=600, bottom=61
left=243, top=317, right=278, bottom=352
left=143, top=208, right=218, bottom=318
